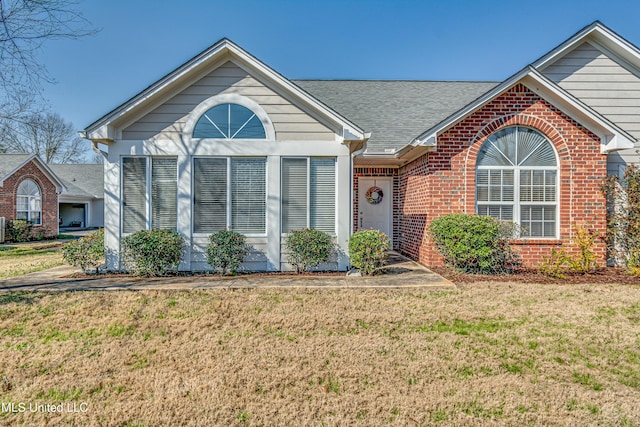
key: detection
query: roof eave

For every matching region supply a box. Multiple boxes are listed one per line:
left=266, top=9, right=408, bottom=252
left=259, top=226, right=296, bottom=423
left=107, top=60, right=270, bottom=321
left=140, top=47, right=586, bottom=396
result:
left=82, top=39, right=366, bottom=143
left=411, top=66, right=636, bottom=155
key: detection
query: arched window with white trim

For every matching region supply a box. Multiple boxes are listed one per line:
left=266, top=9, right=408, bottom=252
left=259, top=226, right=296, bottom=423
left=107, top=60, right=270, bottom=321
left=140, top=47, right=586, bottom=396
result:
left=192, top=103, right=266, bottom=139
left=16, top=179, right=42, bottom=225
left=476, top=126, right=558, bottom=238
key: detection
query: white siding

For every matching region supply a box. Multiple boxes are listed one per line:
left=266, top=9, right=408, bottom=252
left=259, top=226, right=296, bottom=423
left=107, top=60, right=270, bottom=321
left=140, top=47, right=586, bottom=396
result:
left=541, top=41, right=640, bottom=171
left=122, top=61, right=336, bottom=141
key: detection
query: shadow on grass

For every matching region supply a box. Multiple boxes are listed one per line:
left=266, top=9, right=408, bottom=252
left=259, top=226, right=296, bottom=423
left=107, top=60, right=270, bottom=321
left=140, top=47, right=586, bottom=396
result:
left=0, top=291, right=44, bottom=306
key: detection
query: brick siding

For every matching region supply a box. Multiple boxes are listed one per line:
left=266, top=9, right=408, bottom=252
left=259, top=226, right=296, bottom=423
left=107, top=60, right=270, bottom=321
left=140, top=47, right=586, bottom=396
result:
left=0, top=160, right=59, bottom=237
left=396, top=83, right=607, bottom=267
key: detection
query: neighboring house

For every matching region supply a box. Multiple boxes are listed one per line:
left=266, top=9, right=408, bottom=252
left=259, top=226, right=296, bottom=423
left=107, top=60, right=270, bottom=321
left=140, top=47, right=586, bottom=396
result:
left=82, top=21, right=640, bottom=272
left=49, top=164, right=104, bottom=229
left=0, top=154, right=66, bottom=237
left=0, top=155, right=105, bottom=238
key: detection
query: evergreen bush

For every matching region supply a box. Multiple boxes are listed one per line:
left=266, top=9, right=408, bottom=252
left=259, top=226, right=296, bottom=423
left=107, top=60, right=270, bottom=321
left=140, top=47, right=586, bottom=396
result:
left=121, top=230, right=184, bottom=276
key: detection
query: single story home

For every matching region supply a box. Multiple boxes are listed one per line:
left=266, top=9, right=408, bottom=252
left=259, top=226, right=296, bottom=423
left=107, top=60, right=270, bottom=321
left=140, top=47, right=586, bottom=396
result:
left=0, top=154, right=104, bottom=238
left=82, top=21, right=640, bottom=272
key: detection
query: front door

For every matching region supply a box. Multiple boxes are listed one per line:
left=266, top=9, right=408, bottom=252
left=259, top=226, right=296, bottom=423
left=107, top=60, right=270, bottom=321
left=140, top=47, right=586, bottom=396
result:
left=358, top=177, right=392, bottom=244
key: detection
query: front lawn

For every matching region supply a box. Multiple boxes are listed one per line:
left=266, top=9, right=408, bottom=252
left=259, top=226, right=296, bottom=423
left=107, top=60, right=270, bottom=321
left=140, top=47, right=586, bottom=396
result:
left=0, top=243, right=65, bottom=280
left=1, top=284, right=639, bottom=425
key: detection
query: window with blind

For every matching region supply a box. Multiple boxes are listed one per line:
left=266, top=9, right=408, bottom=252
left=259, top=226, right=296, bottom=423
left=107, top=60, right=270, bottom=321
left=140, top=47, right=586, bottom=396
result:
left=476, top=126, right=558, bottom=238
left=16, top=179, right=42, bottom=225
left=282, top=157, right=336, bottom=234
left=122, top=157, right=177, bottom=233
left=193, top=157, right=266, bottom=234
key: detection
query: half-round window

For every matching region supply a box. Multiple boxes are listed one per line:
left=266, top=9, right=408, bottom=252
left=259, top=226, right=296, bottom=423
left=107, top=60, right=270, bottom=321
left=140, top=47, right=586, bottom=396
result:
left=476, top=126, right=558, bottom=238
left=16, top=179, right=42, bottom=225
left=192, top=103, right=266, bottom=139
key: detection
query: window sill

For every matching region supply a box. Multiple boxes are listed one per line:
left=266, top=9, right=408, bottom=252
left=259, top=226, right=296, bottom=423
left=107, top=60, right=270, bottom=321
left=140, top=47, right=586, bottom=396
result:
left=509, top=239, right=560, bottom=245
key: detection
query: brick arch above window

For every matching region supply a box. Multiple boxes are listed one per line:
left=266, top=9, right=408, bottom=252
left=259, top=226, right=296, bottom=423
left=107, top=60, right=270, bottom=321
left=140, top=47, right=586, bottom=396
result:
left=464, top=114, right=573, bottom=216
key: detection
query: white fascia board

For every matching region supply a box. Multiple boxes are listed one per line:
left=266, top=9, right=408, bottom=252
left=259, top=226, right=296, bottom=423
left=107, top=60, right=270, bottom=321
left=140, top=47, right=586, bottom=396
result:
left=0, top=155, right=67, bottom=192
left=224, top=45, right=367, bottom=140
left=83, top=39, right=367, bottom=144
left=412, top=67, right=533, bottom=147
left=534, top=22, right=640, bottom=73
left=523, top=70, right=636, bottom=153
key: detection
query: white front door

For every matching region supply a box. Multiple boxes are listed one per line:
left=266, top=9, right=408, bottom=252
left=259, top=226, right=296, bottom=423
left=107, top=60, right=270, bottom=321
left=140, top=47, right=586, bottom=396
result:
left=358, top=177, right=392, bottom=243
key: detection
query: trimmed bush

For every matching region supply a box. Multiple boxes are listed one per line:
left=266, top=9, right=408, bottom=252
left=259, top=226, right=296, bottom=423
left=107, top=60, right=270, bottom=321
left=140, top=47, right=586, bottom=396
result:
left=5, top=220, right=32, bottom=243
left=285, top=228, right=334, bottom=273
left=429, top=213, right=519, bottom=274
left=349, top=230, right=390, bottom=275
left=121, top=230, right=185, bottom=276
left=206, top=230, right=248, bottom=275
left=62, top=229, right=104, bottom=274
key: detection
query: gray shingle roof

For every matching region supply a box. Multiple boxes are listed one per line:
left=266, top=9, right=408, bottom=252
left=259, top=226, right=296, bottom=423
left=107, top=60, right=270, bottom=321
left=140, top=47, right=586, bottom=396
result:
left=294, top=80, right=499, bottom=153
left=48, top=164, right=104, bottom=198
left=0, top=154, right=33, bottom=179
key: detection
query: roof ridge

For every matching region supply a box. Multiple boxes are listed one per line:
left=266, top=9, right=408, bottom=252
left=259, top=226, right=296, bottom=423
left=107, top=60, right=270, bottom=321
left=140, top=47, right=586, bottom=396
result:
left=293, top=79, right=501, bottom=83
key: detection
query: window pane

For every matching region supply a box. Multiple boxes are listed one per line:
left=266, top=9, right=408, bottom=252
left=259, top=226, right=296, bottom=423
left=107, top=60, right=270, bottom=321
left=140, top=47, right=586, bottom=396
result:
left=521, top=205, right=555, bottom=238
left=194, top=158, right=227, bottom=233
left=122, top=157, right=147, bottom=233
left=16, top=212, right=28, bottom=221
left=16, top=196, right=28, bottom=211
left=193, top=103, right=266, bottom=139
left=31, top=212, right=41, bottom=225
left=229, top=104, right=266, bottom=139
left=152, top=158, right=177, bottom=231
left=310, top=158, right=335, bottom=234
left=282, top=158, right=308, bottom=232
left=231, top=158, right=266, bottom=234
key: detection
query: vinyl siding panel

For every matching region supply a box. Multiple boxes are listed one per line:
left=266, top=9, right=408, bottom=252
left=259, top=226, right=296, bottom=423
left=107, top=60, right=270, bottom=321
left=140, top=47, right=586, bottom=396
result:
left=542, top=42, right=640, bottom=143
left=122, top=62, right=336, bottom=141
left=542, top=42, right=640, bottom=169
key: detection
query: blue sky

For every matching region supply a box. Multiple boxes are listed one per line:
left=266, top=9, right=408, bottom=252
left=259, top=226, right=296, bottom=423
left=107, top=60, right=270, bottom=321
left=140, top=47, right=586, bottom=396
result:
left=38, top=0, right=640, bottom=134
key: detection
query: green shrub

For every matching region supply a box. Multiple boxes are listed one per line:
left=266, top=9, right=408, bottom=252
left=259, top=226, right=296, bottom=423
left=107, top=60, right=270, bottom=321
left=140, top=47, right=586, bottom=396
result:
left=62, top=229, right=104, bottom=274
left=121, top=230, right=185, bottom=276
left=285, top=228, right=334, bottom=273
left=429, top=213, right=519, bottom=274
left=349, top=230, right=390, bottom=275
left=565, top=223, right=601, bottom=274
left=5, top=220, right=32, bottom=242
left=537, top=248, right=568, bottom=279
left=206, top=230, right=248, bottom=275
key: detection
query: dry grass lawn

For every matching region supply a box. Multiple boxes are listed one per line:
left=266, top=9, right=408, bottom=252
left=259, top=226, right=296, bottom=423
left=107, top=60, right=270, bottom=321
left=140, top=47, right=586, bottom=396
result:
left=1, top=283, right=639, bottom=426
left=0, top=243, right=65, bottom=280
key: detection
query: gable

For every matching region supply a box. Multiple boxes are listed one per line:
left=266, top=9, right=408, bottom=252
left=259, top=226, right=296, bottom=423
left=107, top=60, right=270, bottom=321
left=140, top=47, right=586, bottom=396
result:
left=121, top=61, right=337, bottom=142
left=541, top=41, right=640, bottom=142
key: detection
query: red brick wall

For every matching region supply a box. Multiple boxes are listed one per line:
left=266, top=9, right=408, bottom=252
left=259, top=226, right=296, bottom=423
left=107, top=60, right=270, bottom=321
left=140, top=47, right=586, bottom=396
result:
left=398, top=83, right=607, bottom=267
left=0, top=160, right=59, bottom=237
left=353, top=167, right=400, bottom=249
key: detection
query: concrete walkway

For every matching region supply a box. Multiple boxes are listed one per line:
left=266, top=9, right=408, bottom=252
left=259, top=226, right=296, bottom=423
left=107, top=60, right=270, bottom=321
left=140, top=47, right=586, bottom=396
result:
left=0, top=252, right=455, bottom=292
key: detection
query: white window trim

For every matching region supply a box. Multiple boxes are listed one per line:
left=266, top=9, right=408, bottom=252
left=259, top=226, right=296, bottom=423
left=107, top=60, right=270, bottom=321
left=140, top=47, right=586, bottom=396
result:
left=16, top=179, right=42, bottom=226
left=183, top=93, right=276, bottom=141
left=475, top=127, right=560, bottom=239
left=191, top=156, right=268, bottom=237
left=280, top=156, right=337, bottom=236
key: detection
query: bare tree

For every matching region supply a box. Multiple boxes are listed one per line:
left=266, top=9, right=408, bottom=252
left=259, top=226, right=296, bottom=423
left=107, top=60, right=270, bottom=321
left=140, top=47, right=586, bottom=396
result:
left=0, top=0, right=96, bottom=123
left=0, top=111, right=87, bottom=163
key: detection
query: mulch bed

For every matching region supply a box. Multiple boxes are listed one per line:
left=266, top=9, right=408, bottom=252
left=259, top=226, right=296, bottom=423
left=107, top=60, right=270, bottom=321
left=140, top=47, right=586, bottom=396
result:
left=430, top=266, right=640, bottom=285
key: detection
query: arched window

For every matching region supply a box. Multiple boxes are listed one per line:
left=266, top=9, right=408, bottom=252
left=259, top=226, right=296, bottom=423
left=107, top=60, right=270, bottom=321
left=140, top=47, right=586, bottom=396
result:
left=476, top=126, right=558, bottom=238
left=192, top=103, right=266, bottom=139
left=16, top=179, right=42, bottom=225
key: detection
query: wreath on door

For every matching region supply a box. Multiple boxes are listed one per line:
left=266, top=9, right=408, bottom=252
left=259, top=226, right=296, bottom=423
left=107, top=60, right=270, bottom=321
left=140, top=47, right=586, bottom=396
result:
left=366, top=186, right=383, bottom=204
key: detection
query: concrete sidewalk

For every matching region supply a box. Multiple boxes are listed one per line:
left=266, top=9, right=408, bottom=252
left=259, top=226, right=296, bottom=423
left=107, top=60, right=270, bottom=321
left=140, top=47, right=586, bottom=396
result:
left=0, top=252, right=455, bottom=292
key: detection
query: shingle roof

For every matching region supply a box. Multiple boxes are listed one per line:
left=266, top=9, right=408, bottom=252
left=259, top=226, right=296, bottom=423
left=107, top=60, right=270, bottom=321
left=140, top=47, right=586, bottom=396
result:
left=48, top=164, right=104, bottom=198
left=0, top=154, right=34, bottom=179
left=294, top=80, right=499, bottom=153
